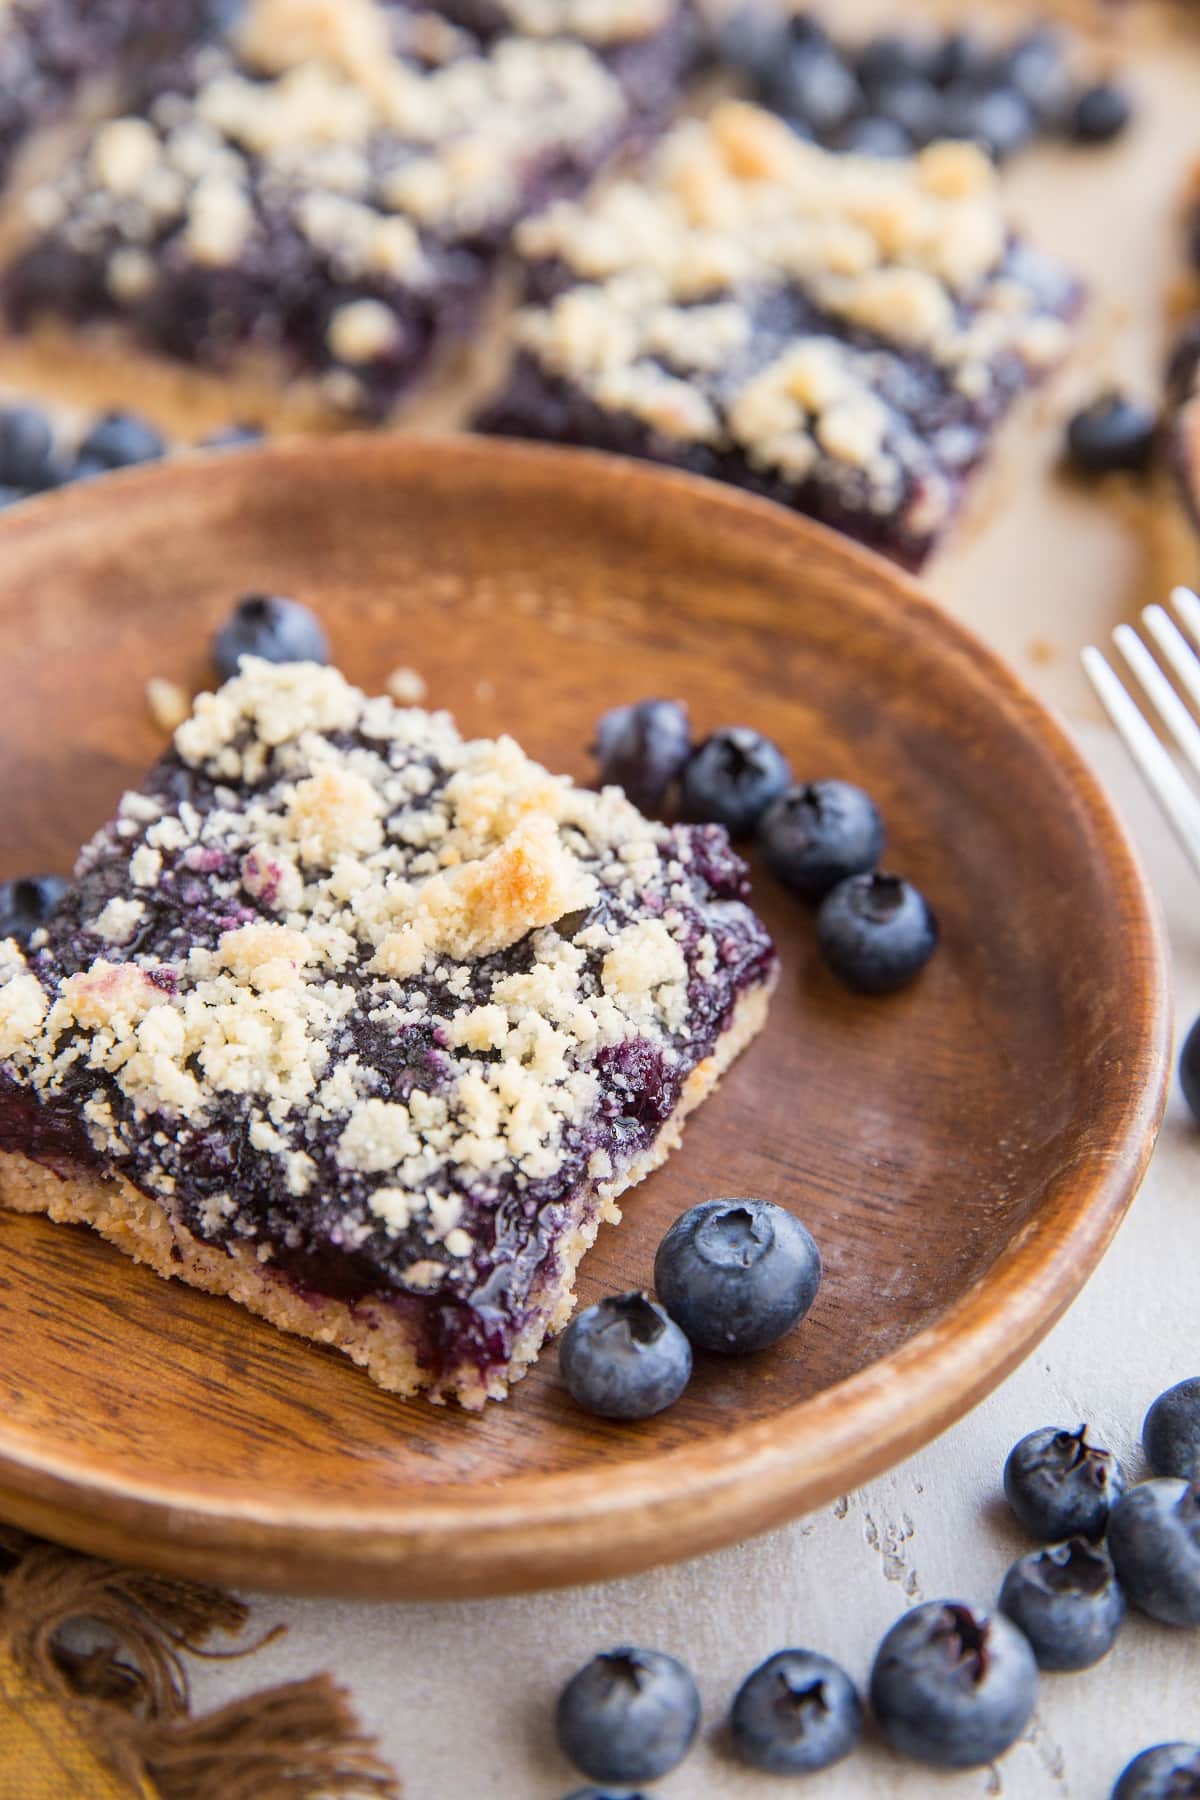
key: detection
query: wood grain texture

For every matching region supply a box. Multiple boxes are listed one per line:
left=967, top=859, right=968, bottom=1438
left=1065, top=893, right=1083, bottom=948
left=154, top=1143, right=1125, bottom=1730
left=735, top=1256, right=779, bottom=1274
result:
left=0, top=436, right=1172, bottom=1597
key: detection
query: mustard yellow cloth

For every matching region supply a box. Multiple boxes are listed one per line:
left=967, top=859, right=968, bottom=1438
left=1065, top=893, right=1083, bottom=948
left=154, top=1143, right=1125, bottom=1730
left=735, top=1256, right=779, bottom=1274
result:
left=0, top=1651, right=151, bottom=1800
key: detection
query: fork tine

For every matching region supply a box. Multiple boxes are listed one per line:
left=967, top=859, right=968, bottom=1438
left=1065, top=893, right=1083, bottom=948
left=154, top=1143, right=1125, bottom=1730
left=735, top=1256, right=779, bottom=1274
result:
left=1081, top=645, right=1200, bottom=882
left=1171, top=584, right=1200, bottom=647
left=1115, top=620, right=1200, bottom=787
left=1144, top=603, right=1200, bottom=721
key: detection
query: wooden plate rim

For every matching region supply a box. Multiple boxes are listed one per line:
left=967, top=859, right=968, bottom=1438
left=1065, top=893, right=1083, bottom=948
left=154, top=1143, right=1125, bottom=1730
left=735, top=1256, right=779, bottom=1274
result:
left=0, top=437, right=1173, bottom=1595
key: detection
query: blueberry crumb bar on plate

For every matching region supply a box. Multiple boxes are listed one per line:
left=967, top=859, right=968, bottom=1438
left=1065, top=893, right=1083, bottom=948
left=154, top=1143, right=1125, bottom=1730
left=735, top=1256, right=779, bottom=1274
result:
left=0, top=660, right=776, bottom=1407
left=1167, top=166, right=1200, bottom=551
left=478, top=101, right=1082, bottom=569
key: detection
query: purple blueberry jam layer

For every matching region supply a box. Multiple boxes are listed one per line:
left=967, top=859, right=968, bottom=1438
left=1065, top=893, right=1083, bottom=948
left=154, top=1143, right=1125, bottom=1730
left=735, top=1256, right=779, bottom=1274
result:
left=0, top=660, right=775, bottom=1403
left=477, top=101, right=1082, bottom=570
left=2, top=0, right=691, bottom=420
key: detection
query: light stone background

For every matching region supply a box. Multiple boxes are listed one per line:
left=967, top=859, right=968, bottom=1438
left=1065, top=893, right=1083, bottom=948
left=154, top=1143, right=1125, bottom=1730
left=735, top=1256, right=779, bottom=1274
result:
left=184, top=727, right=1200, bottom=1799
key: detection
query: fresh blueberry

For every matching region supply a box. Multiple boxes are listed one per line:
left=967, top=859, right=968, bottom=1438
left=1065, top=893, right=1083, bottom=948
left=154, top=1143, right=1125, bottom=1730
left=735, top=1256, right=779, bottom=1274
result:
left=559, top=1292, right=691, bottom=1420
left=1180, top=1016, right=1200, bottom=1123
left=855, top=32, right=938, bottom=91
left=212, top=594, right=330, bottom=683
left=943, top=85, right=1035, bottom=161
left=61, top=455, right=111, bottom=486
left=1066, top=392, right=1158, bottom=476
left=1144, top=1378, right=1200, bottom=1481
left=730, top=1649, right=862, bottom=1774
left=0, top=405, right=58, bottom=491
left=1112, top=1744, right=1200, bottom=1799
left=680, top=727, right=791, bottom=838
left=708, top=2, right=788, bottom=80
left=758, top=779, right=884, bottom=900
left=76, top=411, right=165, bottom=470
left=1071, top=80, right=1134, bottom=145
left=200, top=422, right=265, bottom=449
left=998, top=1537, right=1125, bottom=1671
left=0, top=484, right=25, bottom=511
left=1004, top=27, right=1070, bottom=125
left=869, top=1601, right=1038, bottom=1769
left=655, top=1199, right=820, bottom=1355
left=562, top=1791, right=648, bottom=1800
left=816, top=872, right=937, bottom=995
left=1108, top=1479, right=1200, bottom=1626
left=555, top=1647, right=700, bottom=1785
left=869, top=75, right=944, bottom=147
left=592, top=699, right=691, bottom=814
left=0, top=875, right=68, bottom=947
left=1003, top=1424, right=1125, bottom=1542
left=929, top=29, right=996, bottom=90
left=765, top=44, right=862, bottom=138
left=835, top=115, right=912, bottom=158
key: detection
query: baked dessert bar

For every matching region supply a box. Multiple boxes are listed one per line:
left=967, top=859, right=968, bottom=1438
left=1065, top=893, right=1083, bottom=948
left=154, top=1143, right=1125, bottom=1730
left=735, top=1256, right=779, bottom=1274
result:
left=0, top=659, right=776, bottom=1406
left=2, top=0, right=690, bottom=420
left=478, top=101, right=1082, bottom=569
left=1167, top=170, right=1200, bottom=548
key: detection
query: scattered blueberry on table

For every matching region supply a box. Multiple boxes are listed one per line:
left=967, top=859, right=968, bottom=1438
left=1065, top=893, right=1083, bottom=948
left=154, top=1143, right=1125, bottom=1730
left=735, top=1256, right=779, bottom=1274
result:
left=680, top=726, right=792, bottom=839
left=730, top=1648, right=862, bottom=1774
left=0, top=404, right=59, bottom=492
left=558, top=1292, right=692, bottom=1421
left=1107, top=1479, right=1200, bottom=1627
left=1144, top=1377, right=1200, bottom=1482
left=211, top=593, right=331, bottom=682
left=75, top=410, right=165, bottom=471
left=1003, top=1423, right=1125, bottom=1541
left=714, top=10, right=1134, bottom=161
left=556, top=1648, right=700, bottom=1786
left=592, top=698, right=691, bottom=814
left=0, top=874, right=68, bottom=948
left=816, top=871, right=938, bottom=995
left=868, top=1600, right=1038, bottom=1768
left=758, top=779, right=884, bottom=900
left=1178, top=1016, right=1200, bottom=1123
left=1112, top=1743, right=1200, bottom=1799
left=654, top=1197, right=821, bottom=1355
left=998, top=1537, right=1125, bottom=1671
left=1066, top=391, right=1159, bottom=476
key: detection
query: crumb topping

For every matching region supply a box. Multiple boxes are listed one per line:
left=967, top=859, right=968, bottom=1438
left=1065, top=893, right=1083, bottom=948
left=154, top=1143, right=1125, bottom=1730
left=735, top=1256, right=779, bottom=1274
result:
left=510, top=101, right=1077, bottom=499
left=2, top=661, right=774, bottom=1307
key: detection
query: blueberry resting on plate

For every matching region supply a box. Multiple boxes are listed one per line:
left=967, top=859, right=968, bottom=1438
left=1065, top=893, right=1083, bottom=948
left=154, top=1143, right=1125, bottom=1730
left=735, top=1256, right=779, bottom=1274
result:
left=1004, top=1424, right=1125, bottom=1541
left=998, top=1537, right=1125, bottom=1670
left=0, top=484, right=25, bottom=512
left=200, top=423, right=264, bottom=449
left=730, top=1648, right=862, bottom=1773
left=0, top=875, right=69, bottom=947
left=1112, top=1743, right=1200, bottom=1799
left=1144, top=1377, right=1200, bottom=1481
left=558, top=1292, right=691, bottom=1420
left=1107, top=1479, right=1200, bottom=1626
left=943, top=84, right=1035, bottom=162
left=758, top=779, right=884, bottom=900
left=592, top=698, right=690, bottom=814
left=1071, top=79, right=1134, bottom=145
left=562, top=1790, right=649, bottom=1800
left=0, top=404, right=59, bottom=491
left=867, top=74, right=943, bottom=148
left=855, top=31, right=938, bottom=92
left=1004, top=27, right=1071, bottom=126
left=556, top=1647, right=700, bottom=1785
left=76, top=411, right=165, bottom=470
left=1066, top=392, right=1158, bottom=476
left=212, top=594, right=330, bottom=682
left=654, top=1198, right=820, bottom=1355
left=1178, top=1016, right=1200, bottom=1123
left=834, top=114, right=911, bottom=158
left=816, top=872, right=936, bottom=994
left=869, top=1601, right=1038, bottom=1768
left=680, top=727, right=791, bottom=838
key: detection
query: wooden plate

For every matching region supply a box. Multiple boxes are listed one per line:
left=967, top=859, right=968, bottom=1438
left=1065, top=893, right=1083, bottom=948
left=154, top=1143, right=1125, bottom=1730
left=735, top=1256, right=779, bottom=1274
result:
left=0, top=437, right=1170, bottom=1598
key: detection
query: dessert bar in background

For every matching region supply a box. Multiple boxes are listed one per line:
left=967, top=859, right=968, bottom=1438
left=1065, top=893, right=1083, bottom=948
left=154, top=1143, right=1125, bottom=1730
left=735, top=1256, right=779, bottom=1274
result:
left=0, top=659, right=776, bottom=1406
left=1167, top=165, right=1200, bottom=557
left=1, top=0, right=691, bottom=419
left=479, top=101, right=1081, bottom=568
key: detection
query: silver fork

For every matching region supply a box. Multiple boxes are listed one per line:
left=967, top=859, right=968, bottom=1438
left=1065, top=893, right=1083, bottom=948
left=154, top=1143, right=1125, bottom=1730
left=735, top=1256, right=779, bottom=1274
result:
left=1082, top=586, right=1200, bottom=881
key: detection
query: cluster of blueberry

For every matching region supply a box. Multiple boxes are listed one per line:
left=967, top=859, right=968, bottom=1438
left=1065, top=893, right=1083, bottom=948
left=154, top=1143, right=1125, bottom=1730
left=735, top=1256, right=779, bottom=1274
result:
left=552, top=1377, right=1200, bottom=1797
left=0, top=400, right=261, bottom=511
left=713, top=12, right=1133, bottom=163
left=559, top=1197, right=821, bottom=1420
left=593, top=699, right=937, bottom=995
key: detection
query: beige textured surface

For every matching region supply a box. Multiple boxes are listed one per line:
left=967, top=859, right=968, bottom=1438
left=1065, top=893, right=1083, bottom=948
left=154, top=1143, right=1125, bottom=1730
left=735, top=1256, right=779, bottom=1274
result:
left=0, top=980, right=772, bottom=1408
left=183, top=726, right=1200, bottom=1796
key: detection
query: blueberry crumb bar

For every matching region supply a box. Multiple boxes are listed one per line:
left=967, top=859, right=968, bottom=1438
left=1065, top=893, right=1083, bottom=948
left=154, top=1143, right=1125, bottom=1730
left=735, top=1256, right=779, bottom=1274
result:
left=1167, top=169, right=1200, bottom=545
left=0, top=660, right=775, bottom=1406
left=478, top=101, right=1082, bottom=569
